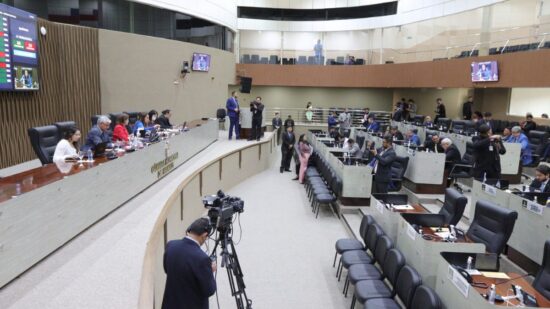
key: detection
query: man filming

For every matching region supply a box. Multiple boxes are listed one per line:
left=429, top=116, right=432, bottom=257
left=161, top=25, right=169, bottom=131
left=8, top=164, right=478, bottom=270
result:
left=249, top=96, right=264, bottom=141
left=162, top=218, right=216, bottom=309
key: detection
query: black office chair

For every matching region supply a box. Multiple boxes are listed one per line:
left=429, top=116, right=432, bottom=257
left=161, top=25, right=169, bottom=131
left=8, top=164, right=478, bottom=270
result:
left=53, top=121, right=77, bottom=140
left=452, top=120, right=465, bottom=133
left=366, top=285, right=442, bottom=309
left=109, top=112, right=125, bottom=131
left=401, top=188, right=467, bottom=228
left=216, top=108, right=227, bottom=130
left=355, top=265, right=422, bottom=309
left=389, top=156, right=409, bottom=191
left=334, top=215, right=373, bottom=267
left=413, top=115, right=425, bottom=125
left=533, top=240, right=550, bottom=300
left=91, top=115, right=102, bottom=127
left=528, top=130, right=549, bottom=166
left=337, top=224, right=383, bottom=281
left=436, top=118, right=451, bottom=131
left=466, top=200, right=518, bottom=256
left=448, top=142, right=474, bottom=193
left=28, top=125, right=60, bottom=165
left=345, top=235, right=394, bottom=296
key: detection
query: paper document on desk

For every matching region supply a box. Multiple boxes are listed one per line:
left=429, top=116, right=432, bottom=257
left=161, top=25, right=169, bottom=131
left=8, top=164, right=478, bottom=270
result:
left=481, top=272, right=510, bottom=279
left=391, top=204, right=414, bottom=210
left=435, top=231, right=451, bottom=239
left=466, top=269, right=482, bottom=276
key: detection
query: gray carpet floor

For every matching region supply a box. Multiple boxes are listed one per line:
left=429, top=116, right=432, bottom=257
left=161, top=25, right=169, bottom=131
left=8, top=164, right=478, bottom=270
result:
left=208, top=158, right=353, bottom=309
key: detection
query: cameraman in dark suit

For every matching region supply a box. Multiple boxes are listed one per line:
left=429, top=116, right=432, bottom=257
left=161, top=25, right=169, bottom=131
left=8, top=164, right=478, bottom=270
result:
left=162, top=218, right=216, bottom=309
left=249, top=96, right=264, bottom=141
left=370, top=134, right=397, bottom=193
left=281, top=126, right=295, bottom=173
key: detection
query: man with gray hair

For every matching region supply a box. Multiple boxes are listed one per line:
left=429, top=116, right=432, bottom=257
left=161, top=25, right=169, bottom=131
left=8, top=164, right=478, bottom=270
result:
left=508, top=126, right=532, bottom=165
left=84, top=115, right=112, bottom=151
left=441, top=137, right=461, bottom=173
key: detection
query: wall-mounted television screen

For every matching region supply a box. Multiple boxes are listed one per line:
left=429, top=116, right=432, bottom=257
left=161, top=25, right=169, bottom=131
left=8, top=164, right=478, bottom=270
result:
left=192, top=53, right=210, bottom=72
left=471, top=61, right=498, bottom=82
left=0, top=3, right=39, bottom=91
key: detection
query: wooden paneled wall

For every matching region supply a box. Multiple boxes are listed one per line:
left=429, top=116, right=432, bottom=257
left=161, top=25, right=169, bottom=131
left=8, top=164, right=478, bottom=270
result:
left=0, top=20, right=100, bottom=169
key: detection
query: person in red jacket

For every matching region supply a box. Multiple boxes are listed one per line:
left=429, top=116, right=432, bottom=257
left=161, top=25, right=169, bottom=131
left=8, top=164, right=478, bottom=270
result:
left=112, top=113, right=129, bottom=143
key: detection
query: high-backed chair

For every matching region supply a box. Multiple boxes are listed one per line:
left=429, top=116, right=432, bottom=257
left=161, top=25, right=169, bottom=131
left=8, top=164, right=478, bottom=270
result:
left=297, top=56, right=307, bottom=65
left=250, top=54, right=260, bottom=64
left=448, top=142, right=474, bottom=193
left=438, top=188, right=467, bottom=226
left=241, top=54, right=251, bottom=64
left=389, top=156, right=409, bottom=191
left=91, top=115, right=102, bottom=128
left=268, top=55, right=278, bottom=64
left=436, top=118, right=451, bottom=131
left=533, top=240, right=550, bottom=300
left=413, top=115, right=425, bottom=125
left=466, top=200, right=518, bottom=255
left=452, top=120, right=465, bottom=133
left=54, top=121, right=77, bottom=140
left=216, top=108, right=227, bottom=130
left=365, top=285, right=442, bottom=309
left=333, top=215, right=373, bottom=267
left=28, top=125, right=60, bottom=165
left=528, top=130, right=549, bottom=166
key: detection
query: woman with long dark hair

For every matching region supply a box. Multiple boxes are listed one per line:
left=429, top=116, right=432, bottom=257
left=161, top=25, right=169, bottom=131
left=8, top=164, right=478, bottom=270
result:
left=297, top=134, right=312, bottom=184
left=53, top=127, right=81, bottom=162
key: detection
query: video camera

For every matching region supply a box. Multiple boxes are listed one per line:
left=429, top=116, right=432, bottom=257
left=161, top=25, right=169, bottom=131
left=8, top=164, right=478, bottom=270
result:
left=203, top=190, right=244, bottom=232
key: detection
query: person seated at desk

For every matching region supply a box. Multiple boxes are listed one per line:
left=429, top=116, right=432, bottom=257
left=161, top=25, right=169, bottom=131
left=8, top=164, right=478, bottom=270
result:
left=369, top=134, right=397, bottom=194
left=520, top=113, right=537, bottom=134
left=53, top=127, right=81, bottom=163
left=364, top=116, right=380, bottom=132
left=112, top=113, right=130, bottom=143
left=441, top=138, right=461, bottom=172
left=507, top=126, right=532, bottom=166
left=343, top=138, right=361, bottom=158
left=84, top=115, right=112, bottom=151
left=133, top=112, right=159, bottom=135
left=502, top=127, right=512, bottom=142
left=423, top=115, right=434, bottom=128
left=389, top=125, right=404, bottom=145
left=530, top=165, right=550, bottom=193
left=405, top=129, right=421, bottom=146
left=329, top=126, right=342, bottom=145
left=148, top=109, right=159, bottom=124
left=155, top=109, right=173, bottom=129
left=423, top=134, right=444, bottom=153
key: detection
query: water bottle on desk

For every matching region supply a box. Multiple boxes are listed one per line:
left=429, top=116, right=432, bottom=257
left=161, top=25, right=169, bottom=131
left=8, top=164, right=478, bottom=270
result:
left=487, top=284, right=496, bottom=304
left=87, top=149, right=93, bottom=162
left=466, top=256, right=473, bottom=270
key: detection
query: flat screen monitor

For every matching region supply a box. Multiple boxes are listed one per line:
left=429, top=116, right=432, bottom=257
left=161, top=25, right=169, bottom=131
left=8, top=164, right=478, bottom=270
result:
left=192, top=53, right=210, bottom=72
left=0, top=3, right=39, bottom=91
left=471, top=61, right=498, bottom=82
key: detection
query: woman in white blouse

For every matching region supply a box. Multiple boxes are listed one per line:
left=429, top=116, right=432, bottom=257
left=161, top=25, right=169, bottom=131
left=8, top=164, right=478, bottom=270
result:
left=53, top=127, right=81, bottom=163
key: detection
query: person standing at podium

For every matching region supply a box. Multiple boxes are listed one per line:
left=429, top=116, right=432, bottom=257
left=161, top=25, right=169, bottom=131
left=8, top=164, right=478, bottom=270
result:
left=472, top=124, right=506, bottom=180
left=370, top=135, right=396, bottom=194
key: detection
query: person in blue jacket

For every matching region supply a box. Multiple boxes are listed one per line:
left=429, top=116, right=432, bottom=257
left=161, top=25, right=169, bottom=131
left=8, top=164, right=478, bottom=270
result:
left=365, top=116, right=380, bottom=133
left=226, top=91, right=240, bottom=140
left=162, top=218, right=216, bottom=309
left=507, top=126, right=532, bottom=166
left=328, top=111, right=337, bottom=130
left=406, top=129, right=421, bottom=146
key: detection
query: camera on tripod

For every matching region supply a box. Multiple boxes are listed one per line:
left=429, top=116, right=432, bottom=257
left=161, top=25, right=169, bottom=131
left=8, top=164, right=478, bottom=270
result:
left=202, top=190, right=244, bottom=232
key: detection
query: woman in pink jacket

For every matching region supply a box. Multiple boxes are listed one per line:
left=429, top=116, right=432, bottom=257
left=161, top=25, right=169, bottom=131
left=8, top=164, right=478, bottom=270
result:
left=298, top=134, right=312, bottom=184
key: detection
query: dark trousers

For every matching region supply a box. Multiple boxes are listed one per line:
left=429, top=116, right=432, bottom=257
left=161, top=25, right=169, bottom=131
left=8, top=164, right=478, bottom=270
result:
left=473, top=167, right=500, bottom=180
left=281, top=147, right=293, bottom=170
left=276, top=128, right=282, bottom=145
left=228, top=116, right=239, bottom=139
left=251, top=117, right=262, bottom=140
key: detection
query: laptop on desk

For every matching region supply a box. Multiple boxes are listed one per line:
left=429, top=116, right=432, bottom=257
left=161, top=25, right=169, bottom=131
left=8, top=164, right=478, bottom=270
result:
left=93, top=142, right=108, bottom=158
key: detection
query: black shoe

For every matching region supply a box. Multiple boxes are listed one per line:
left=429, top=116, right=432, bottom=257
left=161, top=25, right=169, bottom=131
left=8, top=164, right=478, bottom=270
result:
left=256, top=138, right=260, bottom=141
left=280, top=167, right=284, bottom=173
left=292, top=177, right=298, bottom=181
left=285, top=169, right=291, bottom=172
left=247, top=138, right=254, bottom=141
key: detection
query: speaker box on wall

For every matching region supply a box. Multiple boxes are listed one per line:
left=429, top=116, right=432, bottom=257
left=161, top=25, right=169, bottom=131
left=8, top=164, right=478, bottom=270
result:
left=240, top=77, right=252, bottom=93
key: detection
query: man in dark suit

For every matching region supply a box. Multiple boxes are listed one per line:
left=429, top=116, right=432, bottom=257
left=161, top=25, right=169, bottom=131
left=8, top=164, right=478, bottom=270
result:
left=530, top=165, right=550, bottom=193
left=370, top=134, right=397, bottom=194
left=463, top=96, right=473, bottom=120
left=472, top=124, right=506, bottom=180
left=249, top=97, right=264, bottom=141
left=281, top=126, right=295, bottom=173
left=483, top=112, right=496, bottom=133
left=162, top=218, right=216, bottom=309
left=226, top=91, right=240, bottom=140
left=441, top=138, right=461, bottom=172
left=434, top=98, right=446, bottom=123
left=424, top=134, right=444, bottom=153
left=389, top=125, right=404, bottom=145
left=272, top=112, right=282, bottom=145
left=156, top=109, right=174, bottom=129
left=284, top=115, right=295, bottom=129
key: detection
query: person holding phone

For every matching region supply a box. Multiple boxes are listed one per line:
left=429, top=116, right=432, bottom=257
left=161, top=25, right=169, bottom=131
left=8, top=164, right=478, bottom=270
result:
left=53, top=127, right=81, bottom=163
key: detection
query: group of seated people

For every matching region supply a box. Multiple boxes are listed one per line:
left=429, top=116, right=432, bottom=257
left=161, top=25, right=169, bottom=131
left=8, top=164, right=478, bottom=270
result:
left=52, top=109, right=175, bottom=163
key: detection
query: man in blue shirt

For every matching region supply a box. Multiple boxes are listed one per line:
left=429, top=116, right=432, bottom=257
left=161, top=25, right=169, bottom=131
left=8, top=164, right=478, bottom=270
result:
left=327, top=111, right=337, bottom=130
left=365, top=116, right=380, bottom=132
left=314, top=39, right=323, bottom=65
left=83, top=115, right=112, bottom=151
left=507, top=126, right=532, bottom=166
left=406, top=129, right=421, bottom=146
left=226, top=91, right=240, bottom=140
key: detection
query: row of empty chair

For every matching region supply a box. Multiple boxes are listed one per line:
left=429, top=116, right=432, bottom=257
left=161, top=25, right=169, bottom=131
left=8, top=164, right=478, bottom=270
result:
left=303, top=150, right=342, bottom=218
left=456, top=41, right=550, bottom=58
left=240, top=54, right=365, bottom=65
